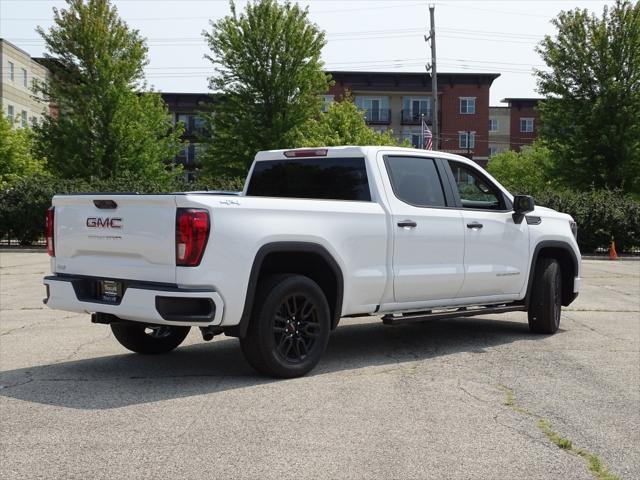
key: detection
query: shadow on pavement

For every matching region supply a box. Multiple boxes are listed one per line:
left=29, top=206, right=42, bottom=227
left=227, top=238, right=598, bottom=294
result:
left=0, top=316, right=549, bottom=410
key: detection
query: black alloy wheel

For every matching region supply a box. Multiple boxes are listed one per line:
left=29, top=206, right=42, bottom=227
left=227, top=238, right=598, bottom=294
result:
left=240, top=274, right=331, bottom=378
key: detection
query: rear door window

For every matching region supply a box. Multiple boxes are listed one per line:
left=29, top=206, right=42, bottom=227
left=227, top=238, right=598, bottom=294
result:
left=246, top=157, right=371, bottom=201
left=384, top=156, right=447, bottom=207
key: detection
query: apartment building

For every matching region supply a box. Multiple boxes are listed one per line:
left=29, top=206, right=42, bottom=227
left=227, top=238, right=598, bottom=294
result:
left=161, top=92, right=213, bottom=178
left=0, top=39, right=50, bottom=127
left=488, top=106, right=511, bottom=157
left=501, top=97, right=541, bottom=151
left=326, top=71, right=500, bottom=165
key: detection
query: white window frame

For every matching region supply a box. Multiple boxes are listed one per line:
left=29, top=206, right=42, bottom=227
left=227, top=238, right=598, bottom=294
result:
left=459, top=97, right=476, bottom=115
left=8, top=61, right=15, bottom=81
left=488, top=118, right=498, bottom=132
left=7, top=105, right=14, bottom=122
left=458, top=131, right=476, bottom=149
left=21, top=110, right=28, bottom=127
left=520, top=117, right=534, bottom=133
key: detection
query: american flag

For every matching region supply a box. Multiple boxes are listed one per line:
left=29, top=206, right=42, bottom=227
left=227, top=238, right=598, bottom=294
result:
left=422, top=117, right=433, bottom=150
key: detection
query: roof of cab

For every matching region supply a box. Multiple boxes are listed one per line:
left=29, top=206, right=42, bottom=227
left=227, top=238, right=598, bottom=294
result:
left=254, top=146, right=477, bottom=166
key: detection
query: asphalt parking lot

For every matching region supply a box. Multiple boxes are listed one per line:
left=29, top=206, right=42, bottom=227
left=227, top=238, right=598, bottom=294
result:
left=1, top=252, right=638, bottom=480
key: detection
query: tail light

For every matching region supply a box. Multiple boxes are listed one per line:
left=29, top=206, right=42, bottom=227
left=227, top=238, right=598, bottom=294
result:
left=45, top=207, right=55, bottom=257
left=176, top=208, right=210, bottom=266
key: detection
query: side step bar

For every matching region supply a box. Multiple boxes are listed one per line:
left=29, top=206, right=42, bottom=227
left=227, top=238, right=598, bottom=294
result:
left=382, top=304, right=526, bottom=325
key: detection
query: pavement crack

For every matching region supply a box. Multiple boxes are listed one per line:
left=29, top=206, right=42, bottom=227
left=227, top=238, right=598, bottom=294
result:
left=499, top=385, right=620, bottom=480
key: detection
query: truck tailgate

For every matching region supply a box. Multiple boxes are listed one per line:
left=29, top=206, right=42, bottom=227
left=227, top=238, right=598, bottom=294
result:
left=52, top=195, right=178, bottom=283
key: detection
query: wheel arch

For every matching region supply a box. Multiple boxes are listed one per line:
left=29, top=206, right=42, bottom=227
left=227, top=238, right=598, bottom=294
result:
left=228, top=242, right=344, bottom=338
left=525, top=240, right=579, bottom=308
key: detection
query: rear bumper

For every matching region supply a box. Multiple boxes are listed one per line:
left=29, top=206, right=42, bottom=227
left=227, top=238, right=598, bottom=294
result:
left=43, top=275, right=224, bottom=326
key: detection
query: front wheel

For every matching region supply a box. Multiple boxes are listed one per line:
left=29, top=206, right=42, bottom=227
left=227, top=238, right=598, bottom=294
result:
left=240, top=274, right=331, bottom=378
left=110, top=323, right=191, bottom=354
left=528, top=257, right=562, bottom=334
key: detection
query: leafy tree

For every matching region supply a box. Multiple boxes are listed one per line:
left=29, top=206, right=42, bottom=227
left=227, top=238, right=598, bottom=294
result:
left=0, top=115, right=47, bottom=188
left=486, top=142, right=553, bottom=195
left=295, top=96, right=409, bottom=148
left=535, top=0, right=640, bottom=195
left=200, top=0, right=331, bottom=177
left=34, top=0, right=183, bottom=179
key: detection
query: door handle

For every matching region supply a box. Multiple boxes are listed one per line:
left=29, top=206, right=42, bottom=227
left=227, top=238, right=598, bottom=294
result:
left=398, top=220, right=417, bottom=228
left=467, top=222, right=483, bottom=229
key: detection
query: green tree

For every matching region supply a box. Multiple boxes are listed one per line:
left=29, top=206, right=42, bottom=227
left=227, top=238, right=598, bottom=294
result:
left=535, top=0, right=640, bottom=194
left=486, top=142, right=553, bottom=195
left=0, top=115, right=47, bottom=188
left=34, top=0, right=183, bottom=179
left=200, top=0, right=331, bottom=177
left=296, top=96, right=409, bottom=148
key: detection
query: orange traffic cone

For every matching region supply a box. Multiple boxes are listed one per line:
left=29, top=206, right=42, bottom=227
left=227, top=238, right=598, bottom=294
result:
left=609, top=240, right=618, bottom=260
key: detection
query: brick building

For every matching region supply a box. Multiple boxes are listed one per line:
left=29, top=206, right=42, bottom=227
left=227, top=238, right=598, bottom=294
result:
left=326, top=71, right=500, bottom=165
left=501, top=98, right=541, bottom=151
left=161, top=92, right=213, bottom=178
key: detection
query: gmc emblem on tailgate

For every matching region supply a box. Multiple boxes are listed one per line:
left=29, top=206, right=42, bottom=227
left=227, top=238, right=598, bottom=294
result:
left=86, top=217, right=122, bottom=228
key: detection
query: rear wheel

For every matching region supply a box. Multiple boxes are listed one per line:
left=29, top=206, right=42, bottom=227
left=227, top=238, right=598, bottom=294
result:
left=110, top=323, right=191, bottom=354
left=240, top=274, right=330, bottom=378
left=528, top=257, right=562, bottom=334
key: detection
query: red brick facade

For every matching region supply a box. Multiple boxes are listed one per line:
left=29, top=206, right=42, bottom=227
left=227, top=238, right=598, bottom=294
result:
left=502, top=98, right=540, bottom=151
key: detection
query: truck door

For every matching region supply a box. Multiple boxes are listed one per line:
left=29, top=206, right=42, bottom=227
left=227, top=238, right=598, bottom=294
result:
left=381, top=154, right=466, bottom=303
left=444, top=160, right=529, bottom=298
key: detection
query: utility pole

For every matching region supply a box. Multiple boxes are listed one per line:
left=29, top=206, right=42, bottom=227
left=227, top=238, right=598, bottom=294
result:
left=425, top=4, right=438, bottom=149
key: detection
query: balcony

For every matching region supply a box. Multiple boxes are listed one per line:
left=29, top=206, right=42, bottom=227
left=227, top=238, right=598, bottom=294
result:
left=401, top=109, right=433, bottom=125
left=364, top=108, right=391, bottom=125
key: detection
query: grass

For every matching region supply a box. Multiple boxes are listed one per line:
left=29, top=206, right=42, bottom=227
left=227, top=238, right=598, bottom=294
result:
left=500, top=386, right=620, bottom=480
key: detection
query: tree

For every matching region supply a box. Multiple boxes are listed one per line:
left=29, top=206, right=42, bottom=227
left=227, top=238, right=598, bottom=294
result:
left=295, top=96, right=409, bottom=148
left=34, top=0, right=183, bottom=179
left=486, top=142, right=553, bottom=195
left=0, top=115, right=47, bottom=188
left=200, top=0, right=331, bottom=177
left=535, top=0, right=640, bottom=195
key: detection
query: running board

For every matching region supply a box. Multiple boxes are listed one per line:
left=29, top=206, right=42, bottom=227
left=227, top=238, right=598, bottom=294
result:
left=382, top=304, right=526, bottom=325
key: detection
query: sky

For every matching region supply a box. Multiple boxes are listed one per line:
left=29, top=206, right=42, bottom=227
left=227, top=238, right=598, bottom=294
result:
left=0, top=0, right=617, bottom=106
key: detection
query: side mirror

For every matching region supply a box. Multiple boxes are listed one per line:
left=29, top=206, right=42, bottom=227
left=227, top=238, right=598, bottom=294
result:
left=512, top=195, right=535, bottom=224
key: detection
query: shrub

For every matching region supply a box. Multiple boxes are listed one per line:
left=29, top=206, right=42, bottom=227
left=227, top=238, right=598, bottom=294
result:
left=533, top=188, right=640, bottom=253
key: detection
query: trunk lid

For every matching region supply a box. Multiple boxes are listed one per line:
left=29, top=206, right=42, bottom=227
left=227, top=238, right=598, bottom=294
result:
left=52, top=194, right=178, bottom=283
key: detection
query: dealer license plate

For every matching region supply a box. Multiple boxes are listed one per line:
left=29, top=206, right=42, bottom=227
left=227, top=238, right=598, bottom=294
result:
left=99, top=280, right=122, bottom=303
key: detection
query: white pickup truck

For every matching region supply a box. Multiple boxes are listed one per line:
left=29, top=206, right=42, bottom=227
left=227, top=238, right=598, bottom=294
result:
left=44, top=146, right=581, bottom=377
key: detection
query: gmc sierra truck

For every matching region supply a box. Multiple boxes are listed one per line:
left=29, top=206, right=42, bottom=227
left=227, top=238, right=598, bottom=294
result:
left=43, top=146, right=581, bottom=378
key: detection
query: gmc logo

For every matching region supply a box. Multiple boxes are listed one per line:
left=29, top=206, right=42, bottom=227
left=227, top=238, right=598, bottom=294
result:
left=86, top=217, right=122, bottom=229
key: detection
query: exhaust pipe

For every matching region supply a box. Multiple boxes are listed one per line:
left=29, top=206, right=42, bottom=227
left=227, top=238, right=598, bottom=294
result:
left=200, top=325, right=223, bottom=341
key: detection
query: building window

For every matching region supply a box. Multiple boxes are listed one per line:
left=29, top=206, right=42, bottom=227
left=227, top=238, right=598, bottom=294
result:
left=489, top=146, right=498, bottom=157
left=321, top=95, right=334, bottom=112
left=459, top=97, right=476, bottom=115
left=520, top=118, right=534, bottom=133
left=402, top=96, right=431, bottom=123
left=21, top=110, right=28, bottom=127
left=355, top=95, right=390, bottom=123
left=488, top=118, right=498, bottom=132
left=8, top=61, right=15, bottom=81
left=22, top=68, right=28, bottom=88
left=7, top=105, right=14, bottom=122
left=458, top=131, right=475, bottom=149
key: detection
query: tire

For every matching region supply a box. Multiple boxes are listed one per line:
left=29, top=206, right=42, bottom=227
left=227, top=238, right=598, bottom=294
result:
left=110, top=323, right=191, bottom=354
left=240, top=274, right=331, bottom=378
left=528, top=257, right=562, bottom=334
